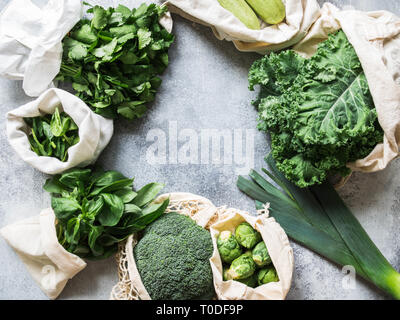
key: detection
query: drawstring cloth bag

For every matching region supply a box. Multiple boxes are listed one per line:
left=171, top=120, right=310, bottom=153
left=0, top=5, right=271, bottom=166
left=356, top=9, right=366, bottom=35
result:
left=294, top=3, right=400, bottom=175
left=0, top=0, right=82, bottom=97
left=6, top=88, right=114, bottom=175
left=163, top=0, right=321, bottom=53
left=0, top=208, right=86, bottom=300
left=110, top=192, right=293, bottom=300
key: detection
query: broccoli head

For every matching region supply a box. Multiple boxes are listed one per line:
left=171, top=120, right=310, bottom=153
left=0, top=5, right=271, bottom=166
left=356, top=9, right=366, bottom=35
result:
left=134, top=212, right=215, bottom=300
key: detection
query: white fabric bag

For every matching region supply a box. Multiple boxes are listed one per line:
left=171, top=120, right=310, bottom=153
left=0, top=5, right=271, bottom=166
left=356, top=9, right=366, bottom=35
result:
left=6, top=88, right=114, bottom=175
left=0, top=0, right=82, bottom=97
left=0, top=208, right=87, bottom=300
left=210, top=208, right=294, bottom=300
left=164, top=0, right=320, bottom=53
left=294, top=3, right=400, bottom=174
left=110, top=193, right=294, bottom=300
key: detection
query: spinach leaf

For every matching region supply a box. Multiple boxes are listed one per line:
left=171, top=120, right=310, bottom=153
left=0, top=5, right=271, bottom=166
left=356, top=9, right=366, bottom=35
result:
left=45, top=167, right=168, bottom=259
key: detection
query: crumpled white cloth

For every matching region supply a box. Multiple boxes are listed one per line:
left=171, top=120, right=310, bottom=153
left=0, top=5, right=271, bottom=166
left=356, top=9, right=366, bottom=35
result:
left=164, top=0, right=321, bottom=53
left=0, top=0, right=82, bottom=96
left=7, top=88, right=114, bottom=175
left=0, top=209, right=87, bottom=300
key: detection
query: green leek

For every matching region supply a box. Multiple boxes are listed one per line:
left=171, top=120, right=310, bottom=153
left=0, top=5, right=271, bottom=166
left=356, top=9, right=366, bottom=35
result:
left=237, top=155, right=400, bottom=299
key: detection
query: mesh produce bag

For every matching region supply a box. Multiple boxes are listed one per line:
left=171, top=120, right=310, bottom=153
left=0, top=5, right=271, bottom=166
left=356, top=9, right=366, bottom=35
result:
left=110, top=193, right=293, bottom=300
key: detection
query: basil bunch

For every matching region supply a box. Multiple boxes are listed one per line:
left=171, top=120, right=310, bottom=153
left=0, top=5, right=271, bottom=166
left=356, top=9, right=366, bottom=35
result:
left=24, top=108, right=80, bottom=162
left=44, top=167, right=168, bottom=259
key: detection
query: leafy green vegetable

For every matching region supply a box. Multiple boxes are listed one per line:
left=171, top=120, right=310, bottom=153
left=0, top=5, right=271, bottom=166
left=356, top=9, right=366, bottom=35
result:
left=248, top=31, right=383, bottom=188
left=134, top=212, right=215, bottom=300
left=237, top=155, right=400, bottom=299
left=57, top=3, right=174, bottom=120
left=24, top=108, right=79, bottom=162
left=45, top=167, right=168, bottom=259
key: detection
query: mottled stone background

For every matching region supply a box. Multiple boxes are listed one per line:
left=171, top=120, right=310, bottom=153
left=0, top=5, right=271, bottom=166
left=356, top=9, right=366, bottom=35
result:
left=0, top=0, right=399, bottom=300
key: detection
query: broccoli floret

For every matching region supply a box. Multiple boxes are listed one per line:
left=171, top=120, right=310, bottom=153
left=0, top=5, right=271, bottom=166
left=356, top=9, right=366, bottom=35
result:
left=134, top=212, right=215, bottom=300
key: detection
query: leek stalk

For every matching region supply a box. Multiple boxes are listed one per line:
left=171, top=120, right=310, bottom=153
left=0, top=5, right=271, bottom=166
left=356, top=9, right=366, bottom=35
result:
left=237, top=155, right=400, bottom=299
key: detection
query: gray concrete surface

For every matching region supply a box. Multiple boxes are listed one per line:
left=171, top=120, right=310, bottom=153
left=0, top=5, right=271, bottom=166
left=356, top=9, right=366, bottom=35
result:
left=0, top=0, right=399, bottom=300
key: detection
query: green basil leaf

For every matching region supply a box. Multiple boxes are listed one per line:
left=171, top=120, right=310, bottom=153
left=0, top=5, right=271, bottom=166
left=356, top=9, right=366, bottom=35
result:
left=98, top=233, right=123, bottom=247
left=43, top=177, right=67, bottom=194
left=97, top=193, right=124, bottom=226
left=132, top=198, right=169, bottom=227
left=132, top=182, right=164, bottom=207
left=85, top=196, right=104, bottom=218
left=59, top=168, right=92, bottom=188
left=52, top=197, right=81, bottom=220
left=123, top=203, right=142, bottom=214
left=115, top=188, right=137, bottom=203
left=88, top=225, right=104, bottom=256
left=65, top=217, right=81, bottom=245
left=94, top=171, right=128, bottom=186
left=89, top=178, right=134, bottom=197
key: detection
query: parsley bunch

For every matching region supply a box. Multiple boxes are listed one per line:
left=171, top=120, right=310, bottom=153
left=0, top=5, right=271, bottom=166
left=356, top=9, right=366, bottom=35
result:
left=57, top=3, right=174, bottom=120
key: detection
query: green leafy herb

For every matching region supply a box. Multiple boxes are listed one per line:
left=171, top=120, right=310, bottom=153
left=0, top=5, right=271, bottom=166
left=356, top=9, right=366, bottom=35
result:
left=44, top=167, right=168, bottom=259
left=24, top=108, right=79, bottom=162
left=237, top=155, right=400, bottom=299
left=248, top=31, right=383, bottom=188
left=57, top=3, right=174, bottom=120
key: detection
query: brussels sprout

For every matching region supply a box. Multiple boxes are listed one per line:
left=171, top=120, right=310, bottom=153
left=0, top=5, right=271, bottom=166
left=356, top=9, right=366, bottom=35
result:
left=252, top=241, right=271, bottom=267
left=223, top=267, right=230, bottom=281
left=217, top=231, right=243, bottom=263
left=235, top=222, right=262, bottom=249
left=226, top=254, right=256, bottom=280
left=243, top=250, right=252, bottom=258
left=258, top=266, right=279, bottom=285
left=236, top=273, right=258, bottom=288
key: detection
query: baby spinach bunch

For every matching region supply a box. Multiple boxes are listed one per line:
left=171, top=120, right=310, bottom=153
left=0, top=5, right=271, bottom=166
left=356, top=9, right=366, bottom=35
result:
left=44, top=167, right=168, bottom=259
left=57, top=3, right=174, bottom=120
left=24, top=108, right=79, bottom=162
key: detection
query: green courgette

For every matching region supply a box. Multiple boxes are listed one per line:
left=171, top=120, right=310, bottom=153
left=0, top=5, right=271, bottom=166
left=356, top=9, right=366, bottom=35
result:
left=245, top=0, right=286, bottom=25
left=218, top=0, right=261, bottom=30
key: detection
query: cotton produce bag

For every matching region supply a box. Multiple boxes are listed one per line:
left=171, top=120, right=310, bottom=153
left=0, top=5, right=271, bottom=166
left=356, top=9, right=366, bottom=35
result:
left=110, top=193, right=293, bottom=300
left=164, top=0, right=320, bottom=53
left=294, top=3, right=400, bottom=174
left=6, top=88, right=114, bottom=175
left=0, top=0, right=82, bottom=97
left=0, top=208, right=87, bottom=300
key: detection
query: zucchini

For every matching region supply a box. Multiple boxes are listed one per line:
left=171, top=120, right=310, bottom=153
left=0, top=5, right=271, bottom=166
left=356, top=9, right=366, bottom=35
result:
left=245, top=0, right=286, bottom=25
left=218, top=0, right=261, bottom=30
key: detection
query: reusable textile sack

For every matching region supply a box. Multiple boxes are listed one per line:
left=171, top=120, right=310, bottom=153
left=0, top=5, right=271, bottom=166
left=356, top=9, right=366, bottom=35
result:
left=0, top=0, right=82, bottom=96
left=163, top=0, right=321, bottom=53
left=110, top=193, right=294, bottom=300
left=294, top=3, right=400, bottom=174
left=0, top=208, right=87, bottom=299
left=6, top=88, right=114, bottom=175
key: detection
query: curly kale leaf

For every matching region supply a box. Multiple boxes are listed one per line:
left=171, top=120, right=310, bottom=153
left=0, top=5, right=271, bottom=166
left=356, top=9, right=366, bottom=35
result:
left=249, top=31, right=383, bottom=188
left=57, top=3, right=174, bottom=120
left=134, top=212, right=215, bottom=300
